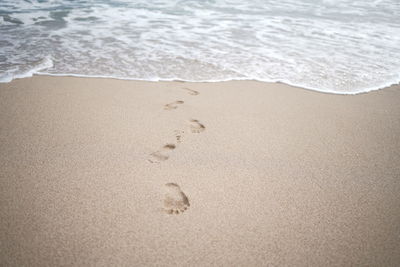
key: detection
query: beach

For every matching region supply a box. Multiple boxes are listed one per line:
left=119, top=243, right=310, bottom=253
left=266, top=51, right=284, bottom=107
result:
left=0, top=75, right=399, bottom=266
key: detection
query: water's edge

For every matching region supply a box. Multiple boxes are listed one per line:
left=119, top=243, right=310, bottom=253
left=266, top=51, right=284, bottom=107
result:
left=3, top=70, right=399, bottom=96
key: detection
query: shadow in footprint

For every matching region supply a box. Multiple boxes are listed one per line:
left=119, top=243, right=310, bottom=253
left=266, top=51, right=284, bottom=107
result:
left=164, top=100, right=184, bottom=110
left=182, top=87, right=199, bottom=96
left=164, top=183, right=190, bottom=214
left=189, top=119, right=205, bottom=133
left=148, top=144, right=176, bottom=163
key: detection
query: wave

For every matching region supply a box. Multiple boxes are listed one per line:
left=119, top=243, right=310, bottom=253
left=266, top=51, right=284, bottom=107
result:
left=1, top=0, right=400, bottom=94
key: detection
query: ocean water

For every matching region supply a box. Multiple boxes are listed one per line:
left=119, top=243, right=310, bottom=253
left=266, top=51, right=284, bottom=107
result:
left=0, top=0, right=399, bottom=94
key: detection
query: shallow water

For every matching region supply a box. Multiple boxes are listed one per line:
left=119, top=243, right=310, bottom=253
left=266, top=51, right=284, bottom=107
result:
left=1, top=0, right=400, bottom=93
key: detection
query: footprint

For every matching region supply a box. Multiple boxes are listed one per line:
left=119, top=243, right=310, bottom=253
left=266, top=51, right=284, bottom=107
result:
left=182, top=87, right=199, bottom=96
left=148, top=143, right=176, bottom=163
left=164, top=183, right=190, bottom=214
left=164, top=100, right=184, bottom=110
left=174, top=130, right=185, bottom=144
left=189, top=119, right=205, bottom=133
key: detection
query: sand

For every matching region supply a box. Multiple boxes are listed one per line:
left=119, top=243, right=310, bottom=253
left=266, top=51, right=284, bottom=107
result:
left=0, top=75, right=399, bottom=266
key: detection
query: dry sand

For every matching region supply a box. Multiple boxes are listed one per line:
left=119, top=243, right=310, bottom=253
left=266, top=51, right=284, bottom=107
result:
left=0, top=75, right=399, bottom=266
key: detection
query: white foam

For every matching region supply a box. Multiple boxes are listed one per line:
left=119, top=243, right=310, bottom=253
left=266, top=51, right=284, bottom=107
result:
left=0, top=56, right=53, bottom=83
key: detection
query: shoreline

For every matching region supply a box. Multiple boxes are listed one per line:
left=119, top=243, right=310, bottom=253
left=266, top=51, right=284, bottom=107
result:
left=1, top=75, right=399, bottom=266
left=2, top=73, right=399, bottom=95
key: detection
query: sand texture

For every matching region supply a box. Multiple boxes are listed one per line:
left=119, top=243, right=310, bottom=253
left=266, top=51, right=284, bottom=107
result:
left=1, top=76, right=400, bottom=266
